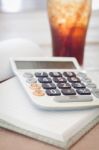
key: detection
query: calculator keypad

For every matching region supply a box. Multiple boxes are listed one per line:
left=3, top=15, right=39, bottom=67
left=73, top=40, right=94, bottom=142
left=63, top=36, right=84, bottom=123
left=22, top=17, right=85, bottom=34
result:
left=23, top=71, right=97, bottom=100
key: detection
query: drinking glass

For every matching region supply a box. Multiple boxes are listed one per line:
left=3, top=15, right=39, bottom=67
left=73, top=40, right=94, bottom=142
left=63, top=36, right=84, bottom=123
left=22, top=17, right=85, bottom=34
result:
left=47, top=0, right=92, bottom=65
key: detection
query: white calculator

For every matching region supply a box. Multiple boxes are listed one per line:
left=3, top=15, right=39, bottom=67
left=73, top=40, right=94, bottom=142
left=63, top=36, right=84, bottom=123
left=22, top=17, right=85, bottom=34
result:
left=10, top=57, right=99, bottom=110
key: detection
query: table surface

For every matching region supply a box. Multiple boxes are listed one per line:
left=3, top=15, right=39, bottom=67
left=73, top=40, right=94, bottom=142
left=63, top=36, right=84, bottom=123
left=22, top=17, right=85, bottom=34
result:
left=0, top=8, right=99, bottom=150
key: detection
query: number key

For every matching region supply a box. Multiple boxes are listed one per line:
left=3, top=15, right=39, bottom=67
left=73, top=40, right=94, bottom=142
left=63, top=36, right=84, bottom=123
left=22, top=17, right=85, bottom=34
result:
left=35, top=72, right=48, bottom=77
left=63, top=72, right=76, bottom=77
left=72, top=83, right=86, bottom=88
left=57, top=83, right=71, bottom=89
left=46, top=89, right=61, bottom=96
left=38, top=77, right=52, bottom=83
left=68, top=77, right=80, bottom=83
left=76, top=88, right=91, bottom=95
left=49, top=72, right=62, bottom=77
left=42, top=83, right=56, bottom=89
left=53, top=77, right=67, bottom=83
left=61, top=88, right=76, bottom=95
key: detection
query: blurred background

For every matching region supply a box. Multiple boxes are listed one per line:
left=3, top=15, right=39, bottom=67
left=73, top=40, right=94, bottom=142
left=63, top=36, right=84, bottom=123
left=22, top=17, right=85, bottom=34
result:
left=0, top=0, right=98, bottom=41
left=0, top=0, right=98, bottom=13
left=0, top=0, right=98, bottom=69
left=0, top=0, right=46, bottom=12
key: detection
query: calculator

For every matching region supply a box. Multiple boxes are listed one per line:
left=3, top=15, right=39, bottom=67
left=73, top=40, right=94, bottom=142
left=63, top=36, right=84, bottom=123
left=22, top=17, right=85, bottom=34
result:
left=10, top=57, right=99, bottom=110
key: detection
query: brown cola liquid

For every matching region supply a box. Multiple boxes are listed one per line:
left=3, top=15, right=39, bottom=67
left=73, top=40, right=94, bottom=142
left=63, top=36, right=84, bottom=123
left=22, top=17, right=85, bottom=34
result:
left=50, top=25, right=87, bottom=65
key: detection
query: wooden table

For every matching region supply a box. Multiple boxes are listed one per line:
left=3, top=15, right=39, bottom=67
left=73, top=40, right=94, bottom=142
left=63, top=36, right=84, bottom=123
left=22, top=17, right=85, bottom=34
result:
left=0, top=9, right=99, bottom=150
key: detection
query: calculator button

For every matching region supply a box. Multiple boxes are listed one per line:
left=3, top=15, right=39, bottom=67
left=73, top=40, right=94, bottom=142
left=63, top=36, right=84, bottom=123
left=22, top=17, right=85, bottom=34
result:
left=57, top=83, right=71, bottom=89
left=35, top=72, right=48, bottom=77
left=46, top=89, right=61, bottom=96
left=92, top=89, right=99, bottom=98
left=77, top=72, right=87, bottom=78
left=49, top=72, right=62, bottom=77
left=33, top=90, right=45, bottom=96
left=61, top=89, right=76, bottom=95
left=42, top=83, right=56, bottom=89
left=63, top=72, right=76, bottom=77
left=68, top=77, right=80, bottom=83
left=30, top=83, right=41, bottom=90
left=38, top=77, right=52, bottom=83
left=82, top=77, right=92, bottom=83
left=23, top=72, right=33, bottom=78
left=76, top=88, right=91, bottom=95
left=72, top=83, right=86, bottom=88
left=26, top=78, right=37, bottom=84
left=54, top=95, right=93, bottom=102
left=86, top=83, right=96, bottom=89
left=53, top=77, right=67, bottom=83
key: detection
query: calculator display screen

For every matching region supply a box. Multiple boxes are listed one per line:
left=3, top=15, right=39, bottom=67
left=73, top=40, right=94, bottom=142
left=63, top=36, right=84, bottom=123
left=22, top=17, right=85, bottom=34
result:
left=15, top=61, right=76, bottom=69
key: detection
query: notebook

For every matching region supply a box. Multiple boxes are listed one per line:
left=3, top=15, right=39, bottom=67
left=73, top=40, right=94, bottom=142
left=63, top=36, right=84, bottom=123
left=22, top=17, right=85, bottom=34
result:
left=0, top=72, right=99, bottom=149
